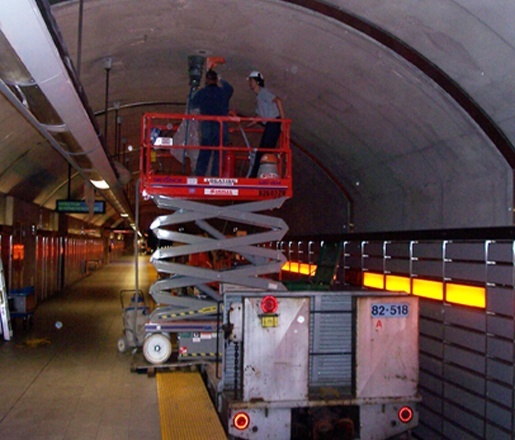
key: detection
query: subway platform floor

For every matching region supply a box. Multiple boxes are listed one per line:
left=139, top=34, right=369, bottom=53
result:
left=0, top=256, right=161, bottom=440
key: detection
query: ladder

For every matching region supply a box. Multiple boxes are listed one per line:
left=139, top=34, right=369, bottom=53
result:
left=0, top=258, right=12, bottom=341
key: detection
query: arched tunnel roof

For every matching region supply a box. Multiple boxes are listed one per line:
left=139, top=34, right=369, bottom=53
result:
left=0, top=0, right=513, bottom=234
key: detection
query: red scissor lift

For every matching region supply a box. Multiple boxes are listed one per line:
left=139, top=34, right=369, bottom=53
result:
left=140, top=112, right=292, bottom=200
left=139, top=112, right=292, bottom=364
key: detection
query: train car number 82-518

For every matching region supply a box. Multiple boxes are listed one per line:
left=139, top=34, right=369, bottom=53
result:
left=371, top=303, right=410, bottom=318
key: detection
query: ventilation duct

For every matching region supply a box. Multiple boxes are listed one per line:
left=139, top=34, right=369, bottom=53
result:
left=0, top=0, right=134, bottom=224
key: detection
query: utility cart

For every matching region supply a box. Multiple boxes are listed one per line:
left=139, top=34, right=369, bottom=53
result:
left=117, top=289, right=149, bottom=353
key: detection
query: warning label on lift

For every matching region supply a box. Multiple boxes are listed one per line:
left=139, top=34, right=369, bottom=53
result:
left=205, top=178, right=238, bottom=185
left=204, top=188, right=239, bottom=196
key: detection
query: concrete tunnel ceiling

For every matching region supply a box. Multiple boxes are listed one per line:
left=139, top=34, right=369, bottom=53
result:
left=2, top=0, right=515, bottom=234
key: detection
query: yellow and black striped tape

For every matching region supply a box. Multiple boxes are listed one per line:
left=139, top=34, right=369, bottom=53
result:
left=179, top=352, right=222, bottom=358
left=157, top=305, right=219, bottom=320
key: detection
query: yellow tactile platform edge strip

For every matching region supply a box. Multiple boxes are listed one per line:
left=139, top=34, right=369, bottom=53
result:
left=157, top=371, right=227, bottom=440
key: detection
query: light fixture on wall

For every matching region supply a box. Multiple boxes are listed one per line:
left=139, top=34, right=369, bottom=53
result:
left=91, top=179, right=110, bottom=190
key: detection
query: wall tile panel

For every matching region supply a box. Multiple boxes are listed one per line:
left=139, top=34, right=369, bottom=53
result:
left=486, top=401, right=513, bottom=431
left=443, top=404, right=484, bottom=438
left=444, top=345, right=485, bottom=374
left=384, top=257, right=410, bottom=274
left=486, top=314, right=514, bottom=339
left=486, top=358, right=513, bottom=386
left=486, top=263, right=513, bottom=285
left=445, top=261, right=485, bottom=282
left=385, top=241, right=411, bottom=258
left=413, top=242, right=443, bottom=259
left=486, top=381, right=513, bottom=408
left=420, top=317, right=444, bottom=339
left=444, top=383, right=485, bottom=416
left=485, top=424, right=512, bottom=440
left=412, top=259, right=443, bottom=277
left=446, top=242, right=485, bottom=261
left=487, top=242, right=513, bottom=263
left=487, top=286, right=515, bottom=316
left=445, top=326, right=485, bottom=352
left=420, top=335, right=443, bottom=358
left=444, top=305, right=486, bottom=331
left=487, top=337, right=513, bottom=362
left=443, top=364, right=485, bottom=395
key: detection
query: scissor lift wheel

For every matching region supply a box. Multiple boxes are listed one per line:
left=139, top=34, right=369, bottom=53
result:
left=143, top=332, right=172, bottom=365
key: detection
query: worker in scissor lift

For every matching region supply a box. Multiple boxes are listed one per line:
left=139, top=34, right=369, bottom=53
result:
left=246, top=71, right=285, bottom=178
left=190, top=69, right=234, bottom=176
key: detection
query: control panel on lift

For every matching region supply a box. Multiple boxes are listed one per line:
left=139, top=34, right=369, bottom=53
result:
left=139, top=112, right=292, bottom=201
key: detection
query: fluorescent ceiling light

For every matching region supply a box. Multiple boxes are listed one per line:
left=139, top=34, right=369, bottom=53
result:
left=91, top=179, right=109, bottom=189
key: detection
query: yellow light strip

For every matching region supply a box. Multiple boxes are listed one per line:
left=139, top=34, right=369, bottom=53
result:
left=363, top=272, right=385, bottom=289
left=283, top=261, right=486, bottom=309
left=385, top=274, right=411, bottom=294
left=282, top=262, right=316, bottom=276
left=446, top=283, right=486, bottom=308
left=363, top=271, right=485, bottom=309
left=412, top=278, right=444, bottom=300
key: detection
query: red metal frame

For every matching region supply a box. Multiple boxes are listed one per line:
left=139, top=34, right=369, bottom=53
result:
left=139, top=112, right=292, bottom=201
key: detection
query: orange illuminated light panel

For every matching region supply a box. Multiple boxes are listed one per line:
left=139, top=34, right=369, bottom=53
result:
left=412, top=278, right=444, bottom=301
left=363, top=272, right=385, bottom=289
left=282, top=262, right=316, bottom=276
left=13, top=244, right=25, bottom=261
left=446, top=283, right=486, bottom=308
left=364, top=271, right=485, bottom=309
left=385, top=275, right=411, bottom=294
left=283, top=263, right=486, bottom=310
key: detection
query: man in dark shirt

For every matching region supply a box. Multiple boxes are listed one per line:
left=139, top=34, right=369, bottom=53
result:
left=190, top=70, right=233, bottom=176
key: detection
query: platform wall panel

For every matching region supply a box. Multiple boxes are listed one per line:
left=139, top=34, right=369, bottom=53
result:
left=486, top=264, right=514, bottom=285
left=385, top=241, right=411, bottom=258
left=487, top=241, right=513, bottom=262
left=446, top=242, right=485, bottom=261
left=384, top=257, right=410, bottom=274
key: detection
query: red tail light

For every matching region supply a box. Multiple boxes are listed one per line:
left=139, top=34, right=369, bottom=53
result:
left=398, top=406, right=414, bottom=423
left=233, top=411, right=250, bottom=430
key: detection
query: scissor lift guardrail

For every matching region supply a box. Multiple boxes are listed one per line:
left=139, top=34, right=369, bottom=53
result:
left=140, top=112, right=292, bottom=200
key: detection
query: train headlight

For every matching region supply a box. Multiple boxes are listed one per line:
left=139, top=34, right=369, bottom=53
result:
left=233, top=411, right=250, bottom=431
left=398, top=406, right=414, bottom=423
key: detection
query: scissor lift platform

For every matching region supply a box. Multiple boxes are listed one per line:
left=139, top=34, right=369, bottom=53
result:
left=140, top=112, right=292, bottom=201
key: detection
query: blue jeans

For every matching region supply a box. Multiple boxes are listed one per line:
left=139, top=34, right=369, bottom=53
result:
left=195, top=121, right=220, bottom=176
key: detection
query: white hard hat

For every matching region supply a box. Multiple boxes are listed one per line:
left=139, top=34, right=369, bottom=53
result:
left=247, top=71, right=263, bottom=81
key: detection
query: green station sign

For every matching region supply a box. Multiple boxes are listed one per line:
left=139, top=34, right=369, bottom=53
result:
left=56, top=200, right=106, bottom=214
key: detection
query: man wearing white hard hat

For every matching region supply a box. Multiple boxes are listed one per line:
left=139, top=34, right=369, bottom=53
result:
left=247, top=71, right=285, bottom=178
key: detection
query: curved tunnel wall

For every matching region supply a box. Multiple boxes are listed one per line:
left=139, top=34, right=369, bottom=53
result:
left=281, top=0, right=514, bottom=232
left=54, top=0, right=514, bottom=233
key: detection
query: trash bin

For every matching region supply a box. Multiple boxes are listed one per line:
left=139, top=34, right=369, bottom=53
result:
left=8, top=286, right=36, bottom=327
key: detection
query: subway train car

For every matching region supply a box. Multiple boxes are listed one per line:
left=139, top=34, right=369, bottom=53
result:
left=215, top=288, right=420, bottom=440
